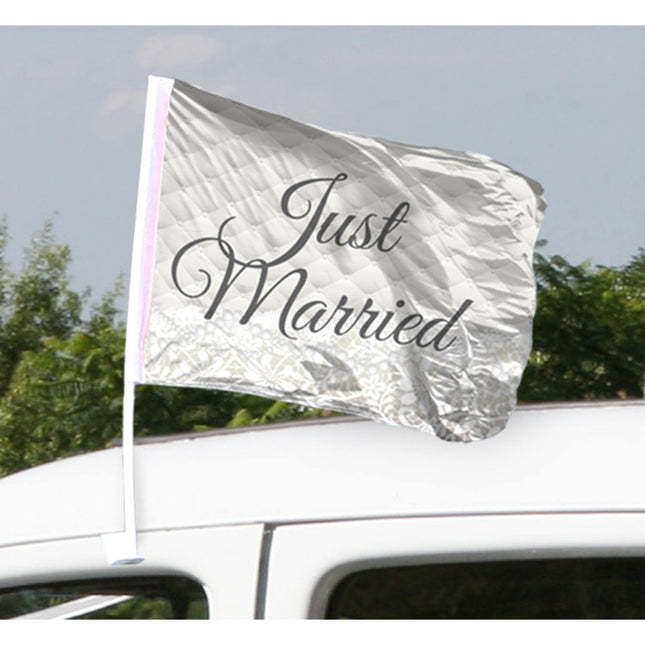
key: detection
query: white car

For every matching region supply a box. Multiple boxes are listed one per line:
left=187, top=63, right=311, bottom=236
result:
left=0, top=399, right=644, bottom=619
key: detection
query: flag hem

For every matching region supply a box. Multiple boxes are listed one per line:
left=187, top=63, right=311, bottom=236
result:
left=124, top=75, right=174, bottom=385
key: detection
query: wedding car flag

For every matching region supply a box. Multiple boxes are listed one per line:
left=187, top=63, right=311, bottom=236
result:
left=127, top=76, right=545, bottom=443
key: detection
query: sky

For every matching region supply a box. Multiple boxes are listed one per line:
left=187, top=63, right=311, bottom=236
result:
left=0, top=24, right=644, bottom=307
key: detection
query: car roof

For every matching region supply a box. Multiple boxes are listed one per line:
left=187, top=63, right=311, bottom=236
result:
left=0, top=400, right=643, bottom=548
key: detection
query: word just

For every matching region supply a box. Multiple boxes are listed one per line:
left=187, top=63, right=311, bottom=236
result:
left=171, top=173, right=473, bottom=350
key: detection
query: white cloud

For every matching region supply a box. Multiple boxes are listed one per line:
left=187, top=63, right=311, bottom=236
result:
left=96, top=86, right=146, bottom=139
left=95, top=32, right=224, bottom=139
left=136, top=33, right=224, bottom=74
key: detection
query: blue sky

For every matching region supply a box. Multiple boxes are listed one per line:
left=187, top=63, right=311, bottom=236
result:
left=0, top=25, right=643, bottom=304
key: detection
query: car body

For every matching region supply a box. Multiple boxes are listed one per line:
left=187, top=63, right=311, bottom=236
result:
left=0, top=399, right=644, bottom=619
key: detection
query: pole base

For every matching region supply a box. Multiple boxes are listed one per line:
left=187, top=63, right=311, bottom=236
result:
left=101, top=531, right=144, bottom=566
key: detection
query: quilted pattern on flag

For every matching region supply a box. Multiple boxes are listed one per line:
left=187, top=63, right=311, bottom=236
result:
left=139, top=78, right=545, bottom=442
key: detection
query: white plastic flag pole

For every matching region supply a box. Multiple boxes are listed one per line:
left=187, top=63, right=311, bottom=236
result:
left=101, top=380, right=143, bottom=565
left=101, top=76, right=174, bottom=565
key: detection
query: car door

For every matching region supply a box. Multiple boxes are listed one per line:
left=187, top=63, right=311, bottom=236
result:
left=262, top=513, right=645, bottom=618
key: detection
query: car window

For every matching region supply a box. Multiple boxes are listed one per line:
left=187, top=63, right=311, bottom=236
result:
left=0, top=575, right=207, bottom=620
left=326, top=557, right=645, bottom=619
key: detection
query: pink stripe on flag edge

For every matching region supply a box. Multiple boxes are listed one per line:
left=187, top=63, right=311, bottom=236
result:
left=137, top=80, right=173, bottom=381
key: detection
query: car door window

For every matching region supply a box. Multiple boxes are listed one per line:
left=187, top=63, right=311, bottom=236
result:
left=0, top=575, right=207, bottom=620
left=327, top=558, right=645, bottom=619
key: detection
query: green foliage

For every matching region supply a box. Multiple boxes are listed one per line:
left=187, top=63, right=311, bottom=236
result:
left=518, top=247, right=645, bottom=402
left=226, top=395, right=331, bottom=428
left=0, top=292, right=124, bottom=474
left=134, top=385, right=247, bottom=436
left=0, top=219, right=82, bottom=393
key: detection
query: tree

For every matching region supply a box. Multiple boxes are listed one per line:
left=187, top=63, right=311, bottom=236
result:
left=518, top=248, right=645, bottom=402
left=0, top=218, right=81, bottom=394
left=0, top=293, right=124, bottom=473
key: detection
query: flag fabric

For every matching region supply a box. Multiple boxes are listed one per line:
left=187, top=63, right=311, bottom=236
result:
left=127, top=76, right=545, bottom=442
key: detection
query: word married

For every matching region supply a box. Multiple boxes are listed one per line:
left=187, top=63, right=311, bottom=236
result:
left=171, top=173, right=473, bottom=350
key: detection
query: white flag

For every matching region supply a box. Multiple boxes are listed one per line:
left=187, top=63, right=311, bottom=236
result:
left=127, top=76, right=545, bottom=442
